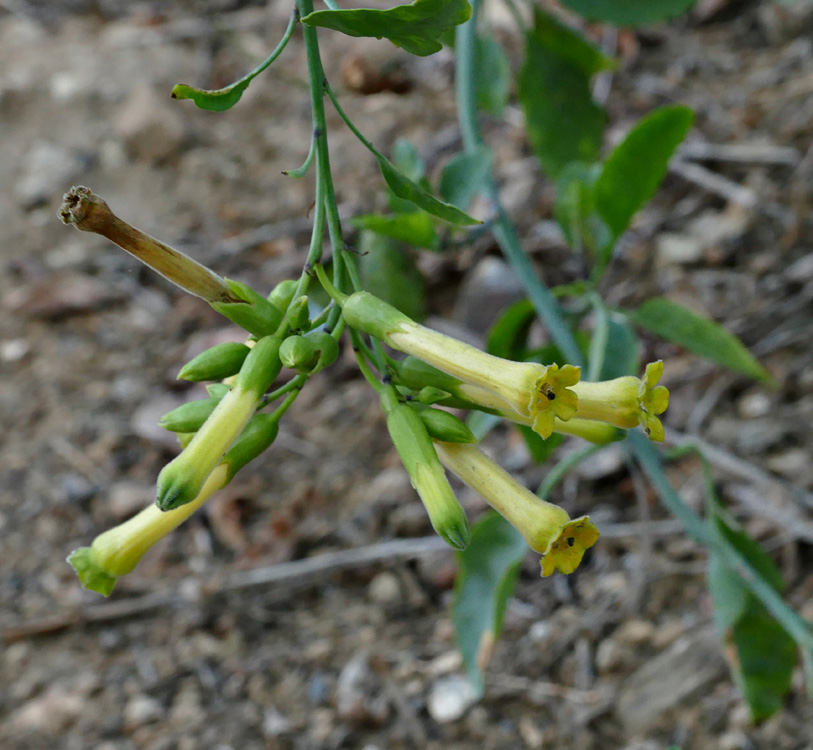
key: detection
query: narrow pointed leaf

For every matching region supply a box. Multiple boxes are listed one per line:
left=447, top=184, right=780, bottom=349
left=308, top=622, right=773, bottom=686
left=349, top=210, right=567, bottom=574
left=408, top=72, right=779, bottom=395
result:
left=594, top=105, right=693, bottom=240
left=453, top=513, right=528, bottom=696
left=627, top=297, right=771, bottom=383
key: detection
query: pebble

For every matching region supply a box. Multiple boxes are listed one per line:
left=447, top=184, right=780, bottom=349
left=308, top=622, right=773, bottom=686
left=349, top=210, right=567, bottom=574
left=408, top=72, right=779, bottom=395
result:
left=427, top=674, right=477, bottom=723
left=335, top=651, right=389, bottom=726
left=124, top=695, right=163, bottom=729
left=108, top=480, right=153, bottom=520
left=656, top=232, right=704, bottom=266
left=453, top=257, right=525, bottom=335
left=368, top=571, right=401, bottom=605
left=262, top=706, right=292, bottom=738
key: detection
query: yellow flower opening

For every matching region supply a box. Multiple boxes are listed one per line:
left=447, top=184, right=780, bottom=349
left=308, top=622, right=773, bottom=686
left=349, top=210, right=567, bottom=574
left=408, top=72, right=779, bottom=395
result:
left=434, top=441, right=599, bottom=576
left=570, top=360, right=669, bottom=442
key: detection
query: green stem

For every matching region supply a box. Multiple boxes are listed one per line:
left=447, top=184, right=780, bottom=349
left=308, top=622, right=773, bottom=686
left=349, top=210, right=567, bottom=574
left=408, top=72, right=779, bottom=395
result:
left=282, top=128, right=318, bottom=179
left=586, top=291, right=608, bottom=381
left=455, top=2, right=583, bottom=367
left=261, top=374, right=307, bottom=407
left=629, top=432, right=813, bottom=662
left=536, top=443, right=604, bottom=500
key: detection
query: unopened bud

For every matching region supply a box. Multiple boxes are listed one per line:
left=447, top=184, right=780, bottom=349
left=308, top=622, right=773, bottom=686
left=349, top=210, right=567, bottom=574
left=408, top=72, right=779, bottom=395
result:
left=287, top=295, right=311, bottom=331
left=178, top=342, right=251, bottom=382
left=268, top=279, right=299, bottom=312
left=412, top=404, right=476, bottom=444
left=159, top=397, right=220, bottom=433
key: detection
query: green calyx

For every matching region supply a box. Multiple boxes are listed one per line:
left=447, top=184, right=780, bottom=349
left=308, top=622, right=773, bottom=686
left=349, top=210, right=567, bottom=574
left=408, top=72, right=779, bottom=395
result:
left=383, top=395, right=470, bottom=550
left=210, top=279, right=283, bottom=337
left=287, top=295, right=311, bottom=331
left=280, top=331, right=339, bottom=374
left=341, top=291, right=413, bottom=341
left=178, top=342, right=251, bottom=382
left=222, top=413, right=280, bottom=482
left=67, top=547, right=117, bottom=597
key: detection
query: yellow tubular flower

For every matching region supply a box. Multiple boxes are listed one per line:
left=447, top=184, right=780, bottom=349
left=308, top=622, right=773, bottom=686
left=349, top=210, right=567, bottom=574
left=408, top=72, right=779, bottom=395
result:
left=435, top=442, right=599, bottom=576
left=338, top=291, right=580, bottom=439
left=388, top=324, right=580, bottom=438
left=570, top=361, right=669, bottom=442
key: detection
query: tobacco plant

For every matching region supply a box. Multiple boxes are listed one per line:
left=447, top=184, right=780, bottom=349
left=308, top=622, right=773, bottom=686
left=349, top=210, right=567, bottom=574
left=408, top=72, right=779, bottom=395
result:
left=59, top=0, right=812, bottom=721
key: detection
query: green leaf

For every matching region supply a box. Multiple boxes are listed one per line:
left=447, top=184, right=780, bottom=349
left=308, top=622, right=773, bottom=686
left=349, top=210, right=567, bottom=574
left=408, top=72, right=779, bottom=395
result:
left=171, top=10, right=297, bottom=111
left=439, top=147, right=494, bottom=210
left=628, top=297, right=772, bottom=383
left=358, top=231, right=426, bottom=321
left=376, top=154, right=481, bottom=225
left=486, top=299, right=534, bottom=360
left=708, top=506, right=796, bottom=721
left=351, top=212, right=438, bottom=250
left=301, top=0, right=473, bottom=57
left=555, top=161, right=611, bottom=259
left=518, top=10, right=607, bottom=179
left=475, top=34, right=511, bottom=116
left=171, top=81, right=252, bottom=113
left=392, top=138, right=427, bottom=183
left=453, top=513, right=529, bottom=695
left=518, top=427, right=563, bottom=464
left=562, top=0, right=697, bottom=26
left=594, top=105, right=693, bottom=240
left=600, top=315, right=640, bottom=379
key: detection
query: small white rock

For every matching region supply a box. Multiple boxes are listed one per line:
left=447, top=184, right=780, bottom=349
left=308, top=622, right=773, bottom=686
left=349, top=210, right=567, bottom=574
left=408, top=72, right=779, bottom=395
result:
left=427, top=675, right=477, bottom=724
left=368, top=571, right=401, bottom=605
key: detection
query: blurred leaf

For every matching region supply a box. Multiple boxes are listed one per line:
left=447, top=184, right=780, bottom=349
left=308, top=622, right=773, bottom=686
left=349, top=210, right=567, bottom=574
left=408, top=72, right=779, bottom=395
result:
left=171, top=10, right=297, bottom=111
left=439, top=147, right=494, bottom=210
left=351, top=212, right=438, bottom=250
left=475, top=33, right=511, bottom=116
left=518, top=427, right=563, bottom=464
left=453, top=513, right=528, bottom=695
left=376, top=154, right=481, bottom=225
left=301, top=0, right=472, bottom=57
left=171, top=81, right=252, bottom=112
left=486, top=299, right=535, bottom=360
left=392, top=138, right=427, bottom=182
left=358, top=231, right=426, bottom=321
left=555, top=161, right=611, bottom=258
left=518, top=10, right=607, bottom=179
left=562, top=0, right=697, bottom=26
left=600, top=315, right=640, bottom=379
left=594, top=106, right=693, bottom=241
left=628, top=297, right=772, bottom=383
left=708, top=505, right=796, bottom=721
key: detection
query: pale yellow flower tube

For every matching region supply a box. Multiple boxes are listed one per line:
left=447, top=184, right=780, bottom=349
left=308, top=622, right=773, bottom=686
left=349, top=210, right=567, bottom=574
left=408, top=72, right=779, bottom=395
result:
left=435, top=441, right=599, bottom=576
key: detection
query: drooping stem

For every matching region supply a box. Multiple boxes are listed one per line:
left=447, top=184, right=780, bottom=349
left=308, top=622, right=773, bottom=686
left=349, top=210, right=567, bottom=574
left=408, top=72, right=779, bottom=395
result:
left=455, top=2, right=583, bottom=367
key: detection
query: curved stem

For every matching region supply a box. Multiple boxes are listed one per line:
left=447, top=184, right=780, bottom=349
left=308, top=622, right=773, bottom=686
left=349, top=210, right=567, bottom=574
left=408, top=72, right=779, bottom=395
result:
left=282, top=128, right=318, bottom=179
left=455, top=3, right=583, bottom=367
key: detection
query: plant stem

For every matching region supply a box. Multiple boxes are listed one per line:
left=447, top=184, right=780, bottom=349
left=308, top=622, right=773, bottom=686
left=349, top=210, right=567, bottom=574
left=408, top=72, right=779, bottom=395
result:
left=455, top=2, right=583, bottom=367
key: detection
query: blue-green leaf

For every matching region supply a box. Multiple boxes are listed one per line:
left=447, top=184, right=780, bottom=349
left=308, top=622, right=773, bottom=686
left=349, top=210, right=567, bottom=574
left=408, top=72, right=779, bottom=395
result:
left=453, top=513, right=528, bottom=695
left=475, top=34, right=511, bottom=116
left=594, top=105, right=693, bottom=240
left=486, top=299, right=534, bottom=360
left=301, top=0, right=473, bottom=57
left=627, top=297, right=772, bottom=383
left=351, top=212, right=438, bottom=250
left=708, top=505, right=796, bottom=721
left=358, top=231, right=426, bottom=321
left=518, top=10, right=607, bottom=179
left=562, top=0, right=697, bottom=26
left=439, top=147, right=494, bottom=211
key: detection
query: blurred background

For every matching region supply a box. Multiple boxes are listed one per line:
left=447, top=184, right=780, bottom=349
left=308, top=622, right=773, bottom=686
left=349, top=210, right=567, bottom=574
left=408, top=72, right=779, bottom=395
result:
left=1, top=0, right=812, bottom=748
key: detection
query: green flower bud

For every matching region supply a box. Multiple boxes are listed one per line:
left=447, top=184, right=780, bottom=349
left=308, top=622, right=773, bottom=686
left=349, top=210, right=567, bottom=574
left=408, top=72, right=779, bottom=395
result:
left=280, top=335, right=317, bottom=372
left=381, top=391, right=470, bottom=550
left=268, top=279, right=299, bottom=312
left=159, top=397, right=219, bottom=433
left=287, top=295, right=310, bottom=331
left=414, top=386, right=454, bottom=405
left=411, top=404, right=476, bottom=444
left=221, top=413, right=280, bottom=482
left=178, top=342, right=251, bottom=382
left=302, top=331, right=339, bottom=374
left=210, top=279, right=283, bottom=337
left=156, top=336, right=282, bottom=511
